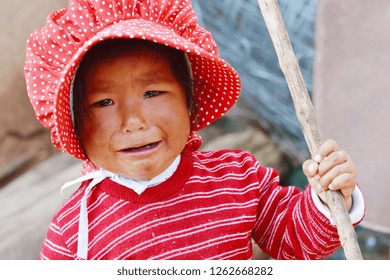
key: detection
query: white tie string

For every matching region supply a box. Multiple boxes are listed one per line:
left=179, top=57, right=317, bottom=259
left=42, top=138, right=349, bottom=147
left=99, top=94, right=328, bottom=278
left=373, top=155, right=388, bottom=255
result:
left=60, top=155, right=181, bottom=259
left=61, top=170, right=112, bottom=259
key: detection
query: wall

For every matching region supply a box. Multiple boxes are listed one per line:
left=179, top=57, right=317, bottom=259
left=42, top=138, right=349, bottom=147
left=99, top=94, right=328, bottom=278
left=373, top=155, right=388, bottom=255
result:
left=0, top=0, right=68, bottom=182
left=314, top=0, right=390, bottom=232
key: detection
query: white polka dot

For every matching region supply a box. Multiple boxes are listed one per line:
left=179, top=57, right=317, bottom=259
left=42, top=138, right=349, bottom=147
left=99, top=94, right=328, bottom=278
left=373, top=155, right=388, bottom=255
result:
left=24, top=0, right=241, bottom=165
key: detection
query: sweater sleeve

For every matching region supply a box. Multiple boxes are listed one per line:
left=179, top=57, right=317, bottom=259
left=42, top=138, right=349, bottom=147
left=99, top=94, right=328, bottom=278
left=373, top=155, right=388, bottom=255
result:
left=251, top=164, right=342, bottom=260
left=40, top=217, right=75, bottom=260
left=310, top=185, right=365, bottom=226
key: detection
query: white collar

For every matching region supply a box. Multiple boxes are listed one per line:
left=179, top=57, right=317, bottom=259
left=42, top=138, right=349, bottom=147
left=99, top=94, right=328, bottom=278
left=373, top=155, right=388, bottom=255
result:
left=103, top=154, right=181, bottom=194
left=60, top=155, right=181, bottom=259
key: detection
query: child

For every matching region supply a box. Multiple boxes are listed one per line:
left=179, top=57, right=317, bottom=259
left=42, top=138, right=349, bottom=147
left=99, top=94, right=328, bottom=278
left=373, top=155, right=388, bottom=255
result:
left=24, top=0, right=364, bottom=260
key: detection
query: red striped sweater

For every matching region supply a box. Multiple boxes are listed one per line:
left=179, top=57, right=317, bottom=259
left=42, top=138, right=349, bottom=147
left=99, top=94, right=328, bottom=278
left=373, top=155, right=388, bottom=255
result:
left=40, top=148, right=345, bottom=260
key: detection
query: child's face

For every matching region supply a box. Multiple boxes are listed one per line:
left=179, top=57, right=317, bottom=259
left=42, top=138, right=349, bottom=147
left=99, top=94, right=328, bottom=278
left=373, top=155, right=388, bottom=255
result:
left=79, top=46, right=191, bottom=179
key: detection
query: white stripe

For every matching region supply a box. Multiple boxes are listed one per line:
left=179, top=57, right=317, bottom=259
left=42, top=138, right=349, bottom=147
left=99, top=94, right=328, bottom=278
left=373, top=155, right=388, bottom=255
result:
left=93, top=200, right=257, bottom=258
left=57, top=188, right=85, bottom=222
left=44, top=239, right=73, bottom=258
left=87, top=186, right=260, bottom=251
left=115, top=216, right=255, bottom=259
left=210, top=246, right=252, bottom=260
left=266, top=187, right=296, bottom=251
left=189, top=166, right=258, bottom=183
left=195, top=150, right=250, bottom=164
left=62, top=193, right=110, bottom=233
left=49, top=223, right=62, bottom=235
left=77, top=176, right=106, bottom=259
left=58, top=156, right=181, bottom=259
left=149, top=231, right=251, bottom=260
left=193, top=156, right=253, bottom=172
left=67, top=195, right=125, bottom=246
left=93, top=201, right=258, bottom=259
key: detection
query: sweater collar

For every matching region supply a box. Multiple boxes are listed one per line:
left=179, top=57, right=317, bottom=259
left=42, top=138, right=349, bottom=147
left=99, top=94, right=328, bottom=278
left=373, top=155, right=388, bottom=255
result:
left=61, top=155, right=181, bottom=197
left=102, top=154, right=181, bottom=195
left=60, top=149, right=194, bottom=259
left=97, top=150, right=193, bottom=204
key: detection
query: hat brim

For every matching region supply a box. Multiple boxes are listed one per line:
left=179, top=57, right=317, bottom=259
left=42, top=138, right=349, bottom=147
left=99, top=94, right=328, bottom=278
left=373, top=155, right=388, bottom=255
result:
left=54, top=19, right=241, bottom=160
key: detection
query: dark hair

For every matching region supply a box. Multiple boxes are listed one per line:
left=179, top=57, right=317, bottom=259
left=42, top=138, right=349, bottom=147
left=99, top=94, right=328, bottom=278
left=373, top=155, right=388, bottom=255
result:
left=72, top=39, right=195, bottom=145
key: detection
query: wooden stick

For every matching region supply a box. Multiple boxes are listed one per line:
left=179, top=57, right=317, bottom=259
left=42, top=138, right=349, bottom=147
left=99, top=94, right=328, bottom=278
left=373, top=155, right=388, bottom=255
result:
left=257, top=0, right=363, bottom=260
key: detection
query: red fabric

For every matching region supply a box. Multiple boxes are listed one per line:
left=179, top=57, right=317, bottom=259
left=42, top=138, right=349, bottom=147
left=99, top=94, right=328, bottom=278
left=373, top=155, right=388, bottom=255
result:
left=40, top=149, right=341, bottom=260
left=24, top=0, right=241, bottom=161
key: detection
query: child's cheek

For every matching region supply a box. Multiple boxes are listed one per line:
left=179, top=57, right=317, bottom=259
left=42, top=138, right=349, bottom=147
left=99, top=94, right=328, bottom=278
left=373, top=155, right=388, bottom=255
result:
left=156, top=97, right=189, bottom=120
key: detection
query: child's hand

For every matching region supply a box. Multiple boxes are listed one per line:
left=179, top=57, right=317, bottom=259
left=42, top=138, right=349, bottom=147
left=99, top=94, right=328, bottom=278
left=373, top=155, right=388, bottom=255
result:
left=302, top=139, right=356, bottom=211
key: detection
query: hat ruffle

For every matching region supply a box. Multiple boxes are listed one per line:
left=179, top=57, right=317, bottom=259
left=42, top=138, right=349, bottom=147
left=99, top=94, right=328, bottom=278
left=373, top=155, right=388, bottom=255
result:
left=25, top=0, right=241, bottom=160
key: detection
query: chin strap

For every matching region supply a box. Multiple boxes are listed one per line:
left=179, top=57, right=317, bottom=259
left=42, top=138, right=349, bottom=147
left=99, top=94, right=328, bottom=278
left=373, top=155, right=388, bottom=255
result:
left=60, top=155, right=181, bottom=259
left=61, top=170, right=120, bottom=259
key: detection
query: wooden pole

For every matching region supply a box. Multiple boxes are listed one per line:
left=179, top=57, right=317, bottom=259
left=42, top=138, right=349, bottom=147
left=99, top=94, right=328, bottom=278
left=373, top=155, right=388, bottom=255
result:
left=257, top=0, right=363, bottom=259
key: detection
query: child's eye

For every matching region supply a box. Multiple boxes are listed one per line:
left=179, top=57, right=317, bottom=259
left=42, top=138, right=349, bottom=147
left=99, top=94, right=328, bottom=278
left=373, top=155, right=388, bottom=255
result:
left=91, top=99, right=114, bottom=108
left=144, top=91, right=163, bottom=99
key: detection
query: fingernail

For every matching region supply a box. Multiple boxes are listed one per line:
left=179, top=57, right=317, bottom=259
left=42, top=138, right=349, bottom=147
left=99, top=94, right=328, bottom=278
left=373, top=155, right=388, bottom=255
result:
left=314, top=155, right=322, bottom=163
left=316, top=183, right=323, bottom=192
left=308, top=163, right=316, bottom=173
left=329, top=184, right=334, bottom=190
left=315, top=174, right=320, bottom=180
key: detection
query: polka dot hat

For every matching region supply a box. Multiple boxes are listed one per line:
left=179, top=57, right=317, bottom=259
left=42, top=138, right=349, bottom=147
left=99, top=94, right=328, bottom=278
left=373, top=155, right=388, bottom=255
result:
left=24, top=0, right=241, bottom=161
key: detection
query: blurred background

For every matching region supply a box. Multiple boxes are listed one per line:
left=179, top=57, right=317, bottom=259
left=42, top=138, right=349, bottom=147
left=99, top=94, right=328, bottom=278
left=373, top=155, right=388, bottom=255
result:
left=0, top=0, right=389, bottom=260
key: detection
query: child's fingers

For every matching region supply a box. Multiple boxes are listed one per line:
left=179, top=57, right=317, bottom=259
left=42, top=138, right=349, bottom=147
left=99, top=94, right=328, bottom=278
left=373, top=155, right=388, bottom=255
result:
left=327, top=173, right=356, bottom=200
left=318, top=161, right=356, bottom=191
left=303, top=139, right=356, bottom=196
left=302, top=160, right=322, bottom=193
left=314, top=139, right=340, bottom=163
left=322, top=172, right=355, bottom=211
left=302, top=159, right=318, bottom=177
left=317, top=150, right=349, bottom=176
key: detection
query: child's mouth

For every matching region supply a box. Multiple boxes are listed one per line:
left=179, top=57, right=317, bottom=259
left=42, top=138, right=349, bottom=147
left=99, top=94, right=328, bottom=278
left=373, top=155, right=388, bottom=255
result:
left=120, top=141, right=161, bottom=153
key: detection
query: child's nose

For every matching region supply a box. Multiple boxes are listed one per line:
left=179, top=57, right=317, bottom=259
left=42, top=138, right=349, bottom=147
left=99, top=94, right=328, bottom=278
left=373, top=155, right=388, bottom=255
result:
left=120, top=102, right=147, bottom=133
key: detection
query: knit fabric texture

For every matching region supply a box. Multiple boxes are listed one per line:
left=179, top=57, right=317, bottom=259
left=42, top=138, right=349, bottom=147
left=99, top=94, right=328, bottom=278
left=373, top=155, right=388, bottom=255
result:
left=40, top=148, right=342, bottom=260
